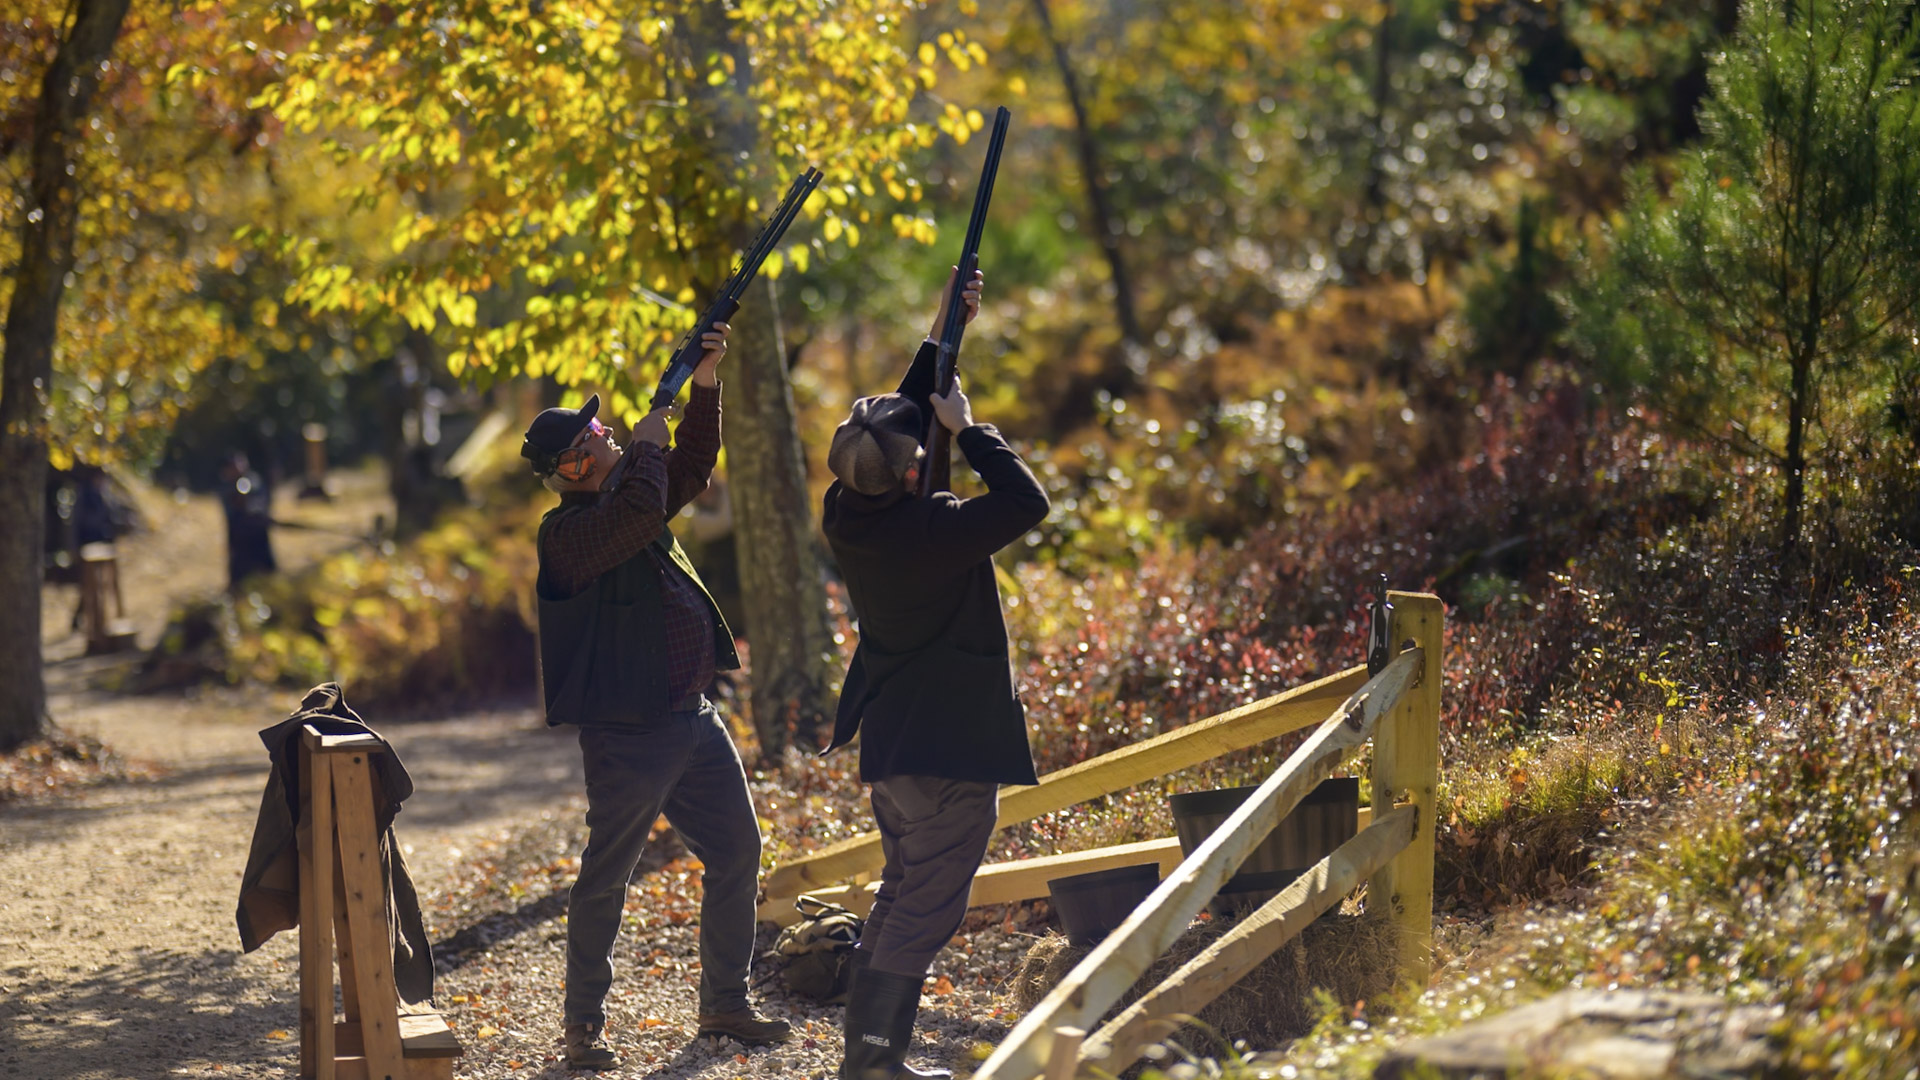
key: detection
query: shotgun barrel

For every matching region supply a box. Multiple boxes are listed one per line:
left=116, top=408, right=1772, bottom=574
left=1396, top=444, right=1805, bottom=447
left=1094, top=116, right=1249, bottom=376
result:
left=650, top=166, right=824, bottom=411
left=920, top=107, right=1011, bottom=496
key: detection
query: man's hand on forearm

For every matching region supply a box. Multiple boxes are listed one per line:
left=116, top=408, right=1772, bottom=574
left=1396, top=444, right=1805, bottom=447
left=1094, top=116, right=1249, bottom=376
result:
left=691, top=322, right=730, bottom=388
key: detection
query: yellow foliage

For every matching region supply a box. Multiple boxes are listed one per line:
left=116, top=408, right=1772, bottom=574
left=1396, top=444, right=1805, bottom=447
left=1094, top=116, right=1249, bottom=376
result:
left=261, top=0, right=979, bottom=420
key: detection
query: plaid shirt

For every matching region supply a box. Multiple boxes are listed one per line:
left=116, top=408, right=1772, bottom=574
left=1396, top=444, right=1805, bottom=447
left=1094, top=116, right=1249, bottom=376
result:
left=539, top=382, right=723, bottom=703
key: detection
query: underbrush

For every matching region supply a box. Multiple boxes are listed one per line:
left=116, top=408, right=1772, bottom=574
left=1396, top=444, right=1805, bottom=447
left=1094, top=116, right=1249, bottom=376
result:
left=1226, top=607, right=1920, bottom=1079
left=143, top=498, right=543, bottom=716
left=981, top=366, right=1917, bottom=928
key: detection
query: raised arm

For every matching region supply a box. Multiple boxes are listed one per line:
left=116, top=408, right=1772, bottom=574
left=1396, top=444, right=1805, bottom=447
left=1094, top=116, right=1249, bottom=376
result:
left=895, top=267, right=983, bottom=416
left=921, top=424, right=1050, bottom=566
left=538, top=447, right=672, bottom=596
left=662, top=321, right=729, bottom=517
left=663, top=382, right=721, bottom=517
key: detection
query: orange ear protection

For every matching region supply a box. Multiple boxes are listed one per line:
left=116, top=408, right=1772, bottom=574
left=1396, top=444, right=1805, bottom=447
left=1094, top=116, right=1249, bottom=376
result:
left=552, top=447, right=595, bottom=482
left=551, top=417, right=609, bottom=483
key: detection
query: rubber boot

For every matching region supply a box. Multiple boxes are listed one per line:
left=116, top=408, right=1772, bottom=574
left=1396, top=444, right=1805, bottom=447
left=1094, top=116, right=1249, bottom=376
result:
left=838, top=965, right=952, bottom=1080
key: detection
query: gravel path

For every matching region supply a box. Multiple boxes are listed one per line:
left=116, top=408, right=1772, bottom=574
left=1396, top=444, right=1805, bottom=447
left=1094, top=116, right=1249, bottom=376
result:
left=0, top=684, right=588, bottom=1080
left=5, top=474, right=1038, bottom=1080
left=0, top=686, right=1036, bottom=1080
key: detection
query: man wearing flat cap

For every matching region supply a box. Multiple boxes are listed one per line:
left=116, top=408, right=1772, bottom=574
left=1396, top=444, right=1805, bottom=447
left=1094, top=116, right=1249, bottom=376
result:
left=521, top=323, right=789, bottom=1070
left=820, top=271, right=1050, bottom=1080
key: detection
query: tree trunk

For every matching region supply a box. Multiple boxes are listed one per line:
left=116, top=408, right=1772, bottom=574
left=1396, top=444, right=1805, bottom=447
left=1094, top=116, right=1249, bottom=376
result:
left=1029, top=0, right=1145, bottom=350
left=0, top=0, right=132, bottom=752
left=385, top=327, right=464, bottom=538
left=725, top=276, right=837, bottom=762
left=1781, top=351, right=1811, bottom=572
left=1365, top=0, right=1394, bottom=214
left=679, top=2, right=838, bottom=763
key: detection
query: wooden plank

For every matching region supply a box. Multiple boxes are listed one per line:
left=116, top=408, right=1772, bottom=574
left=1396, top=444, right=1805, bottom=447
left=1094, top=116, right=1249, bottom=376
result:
left=763, top=665, right=1368, bottom=899
left=314, top=732, right=384, bottom=754
left=759, top=807, right=1384, bottom=927
left=297, top=735, right=336, bottom=1080
left=1044, top=1027, right=1085, bottom=1080
left=327, top=1058, right=454, bottom=1080
left=760, top=838, right=1176, bottom=926
left=1079, top=806, right=1417, bottom=1074
left=332, top=753, right=407, bottom=1080
left=332, top=1015, right=459, bottom=1076
left=334, top=883, right=361, bottom=1021
left=1372, top=592, right=1443, bottom=990
left=398, top=1012, right=463, bottom=1058
left=971, top=650, right=1423, bottom=1080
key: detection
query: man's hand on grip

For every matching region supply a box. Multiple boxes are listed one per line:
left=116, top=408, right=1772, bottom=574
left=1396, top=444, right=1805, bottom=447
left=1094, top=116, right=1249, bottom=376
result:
left=633, top=406, right=676, bottom=448
left=930, top=375, right=974, bottom=434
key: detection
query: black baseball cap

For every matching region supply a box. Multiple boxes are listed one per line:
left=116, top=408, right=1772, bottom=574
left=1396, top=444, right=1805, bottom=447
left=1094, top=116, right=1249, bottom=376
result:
left=521, top=393, right=600, bottom=475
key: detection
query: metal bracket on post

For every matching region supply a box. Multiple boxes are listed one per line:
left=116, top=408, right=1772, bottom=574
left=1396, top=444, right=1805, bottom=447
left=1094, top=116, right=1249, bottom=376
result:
left=1366, top=573, right=1394, bottom=676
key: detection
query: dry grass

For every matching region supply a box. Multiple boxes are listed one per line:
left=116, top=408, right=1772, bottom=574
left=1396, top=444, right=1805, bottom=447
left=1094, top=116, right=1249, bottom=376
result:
left=1432, top=716, right=1703, bottom=907
left=0, top=724, right=164, bottom=804
left=1011, top=906, right=1400, bottom=1056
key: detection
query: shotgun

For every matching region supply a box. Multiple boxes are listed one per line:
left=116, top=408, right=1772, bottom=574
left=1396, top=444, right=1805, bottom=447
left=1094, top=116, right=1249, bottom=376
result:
left=919, top=107, right=1011, bottom=496
left=650, top=166, right=824, bottom=411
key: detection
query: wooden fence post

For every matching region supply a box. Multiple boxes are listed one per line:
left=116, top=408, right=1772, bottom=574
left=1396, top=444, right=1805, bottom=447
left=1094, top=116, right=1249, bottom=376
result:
left=1371, top=591, right=1443, bottom=990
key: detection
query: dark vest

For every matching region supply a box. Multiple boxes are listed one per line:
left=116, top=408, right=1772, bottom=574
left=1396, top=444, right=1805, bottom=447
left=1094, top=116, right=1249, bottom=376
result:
left=535, top=512, right=737, bottom=728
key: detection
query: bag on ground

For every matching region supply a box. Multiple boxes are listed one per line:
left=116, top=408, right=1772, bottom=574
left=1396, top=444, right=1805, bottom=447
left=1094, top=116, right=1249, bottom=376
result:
left=772, top=895, right=863, bottom=1004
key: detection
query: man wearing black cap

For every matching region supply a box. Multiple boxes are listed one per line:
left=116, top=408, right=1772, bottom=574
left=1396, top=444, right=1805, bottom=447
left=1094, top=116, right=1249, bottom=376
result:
left=820, top=272, right=1050, bottom=1080
left=521, top=323, right=790, bottom=1070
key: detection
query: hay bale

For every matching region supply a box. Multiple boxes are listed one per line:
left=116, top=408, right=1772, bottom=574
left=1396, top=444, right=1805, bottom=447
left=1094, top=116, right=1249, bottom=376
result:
left=1011, top=909, right=1399, bottom=1054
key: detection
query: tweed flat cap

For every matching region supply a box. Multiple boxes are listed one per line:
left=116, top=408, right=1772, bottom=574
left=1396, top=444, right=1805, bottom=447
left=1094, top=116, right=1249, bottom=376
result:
left=828, top=393, right=926, bottom=495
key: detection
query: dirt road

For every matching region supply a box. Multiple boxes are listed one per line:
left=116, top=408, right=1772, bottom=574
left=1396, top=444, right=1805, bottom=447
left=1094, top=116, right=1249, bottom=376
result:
left=6, top=471, right=584, bottom=1079
left=0, top=684, right=584, bottom=1080
left=4, top=471, right=1017, bottom=1080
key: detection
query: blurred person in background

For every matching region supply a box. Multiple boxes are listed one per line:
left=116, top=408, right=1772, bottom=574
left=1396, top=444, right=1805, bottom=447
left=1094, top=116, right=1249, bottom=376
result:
left=219, top=452, right=277, bottom=593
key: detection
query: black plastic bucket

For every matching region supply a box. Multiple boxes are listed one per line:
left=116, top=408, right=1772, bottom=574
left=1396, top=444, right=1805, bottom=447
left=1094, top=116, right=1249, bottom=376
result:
left=1046, top=862, right=1162, bottom=947
left=1168, top=776, right=1360, bottom=916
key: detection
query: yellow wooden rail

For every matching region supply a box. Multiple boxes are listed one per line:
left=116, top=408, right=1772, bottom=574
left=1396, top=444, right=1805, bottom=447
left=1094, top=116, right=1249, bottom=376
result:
left=971, top=591, right=1445, bottom=1080
left=761, top=663, right=1367, bottom=901
left=1080, top=805, right=1418, bottom=1074
left=756, top=808, right=1382, bottom=928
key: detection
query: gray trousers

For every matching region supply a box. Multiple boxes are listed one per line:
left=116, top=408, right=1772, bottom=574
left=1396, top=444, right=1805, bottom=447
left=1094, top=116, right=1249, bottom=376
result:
left=858, top=774, right=1000, bottom=978
left=565, top=702, right=763, bottom=1025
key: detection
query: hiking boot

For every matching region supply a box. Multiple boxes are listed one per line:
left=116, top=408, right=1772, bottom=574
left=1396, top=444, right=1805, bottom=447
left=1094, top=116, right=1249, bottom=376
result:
left=563, top=1021, right=619, bottom=1070
left=696, top=1008, right=794, bottom=1046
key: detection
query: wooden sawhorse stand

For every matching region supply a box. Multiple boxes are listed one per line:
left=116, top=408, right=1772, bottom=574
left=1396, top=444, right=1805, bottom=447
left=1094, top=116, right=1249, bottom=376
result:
left=78, top=541, right=138, bottom=655
left=297, top=726, right=462, bottom=1080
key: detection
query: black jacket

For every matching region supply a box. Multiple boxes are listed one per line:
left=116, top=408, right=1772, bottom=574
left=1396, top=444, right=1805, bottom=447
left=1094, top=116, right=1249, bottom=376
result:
left=236, top=683, right=435, bottom=1007
left=821, top=344, right=1050, bottom=784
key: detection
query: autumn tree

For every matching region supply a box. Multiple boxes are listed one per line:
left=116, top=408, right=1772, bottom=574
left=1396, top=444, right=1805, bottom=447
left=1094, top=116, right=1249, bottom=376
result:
left=0, top=1, right=268, bottom=749
left=1569, top=0, right=1920, bottom=567
left=260, top=0, right=985, bottom=759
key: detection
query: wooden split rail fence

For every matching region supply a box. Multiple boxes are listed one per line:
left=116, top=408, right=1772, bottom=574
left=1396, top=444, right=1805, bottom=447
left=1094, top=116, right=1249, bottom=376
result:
left=761, top=592, right=1444, bottom=1080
